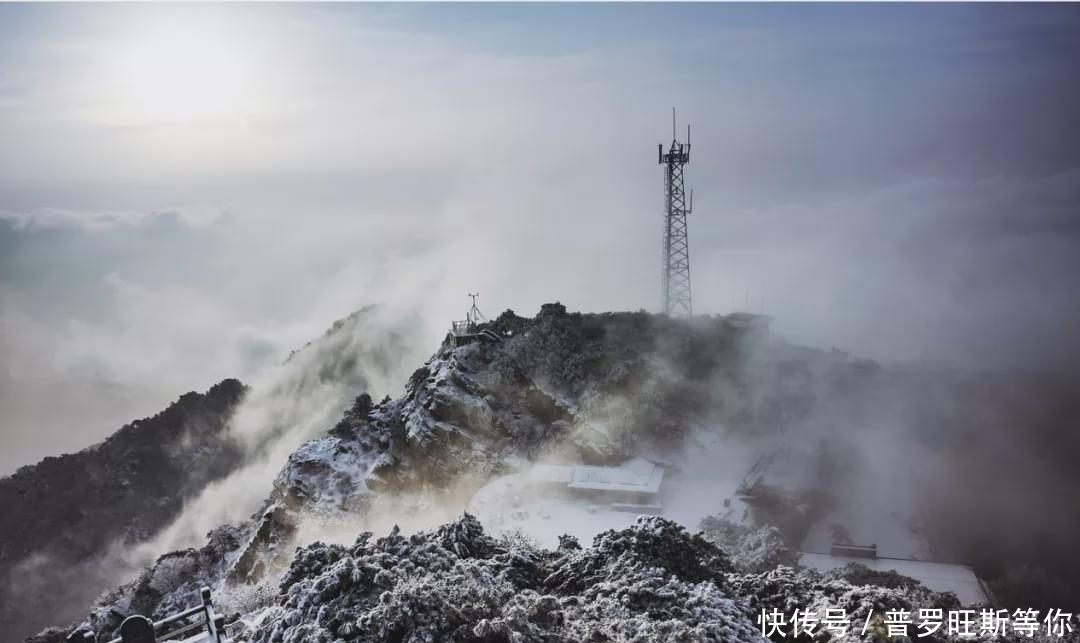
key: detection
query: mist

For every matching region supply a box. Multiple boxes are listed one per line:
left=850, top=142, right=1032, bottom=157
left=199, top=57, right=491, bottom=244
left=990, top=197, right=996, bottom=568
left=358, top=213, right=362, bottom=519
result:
left=123, top=303, right=432, bottom=561
left=1, top=5, right=1080, bottom=636
left=3, top=4, right=1080, bottom=478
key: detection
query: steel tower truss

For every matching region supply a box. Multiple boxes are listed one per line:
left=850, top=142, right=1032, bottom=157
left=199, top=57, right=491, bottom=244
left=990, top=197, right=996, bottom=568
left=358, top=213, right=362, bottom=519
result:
left=659, top=110, right=693, bottom=316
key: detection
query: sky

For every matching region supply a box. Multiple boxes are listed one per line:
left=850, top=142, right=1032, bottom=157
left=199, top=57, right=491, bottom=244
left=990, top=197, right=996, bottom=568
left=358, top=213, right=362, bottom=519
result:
left=2, top=3, right=1080, bottom=475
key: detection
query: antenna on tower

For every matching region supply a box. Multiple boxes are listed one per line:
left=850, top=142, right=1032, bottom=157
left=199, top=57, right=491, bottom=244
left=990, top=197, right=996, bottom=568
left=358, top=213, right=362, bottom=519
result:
left=466, top=292, right=486, bottom=328
left=659, top=108, right=693, bottom=316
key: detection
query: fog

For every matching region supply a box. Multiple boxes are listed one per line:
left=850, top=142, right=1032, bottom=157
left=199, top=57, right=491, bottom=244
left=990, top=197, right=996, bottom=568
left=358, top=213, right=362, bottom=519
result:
left=2, top=4, right=1080, bottom=483
left=123, top=303, right=431, bottom=564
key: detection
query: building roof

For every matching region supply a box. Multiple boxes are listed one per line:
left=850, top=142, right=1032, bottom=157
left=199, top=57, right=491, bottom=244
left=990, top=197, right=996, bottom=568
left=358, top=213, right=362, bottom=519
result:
left=528, top=457, right=666, bottom=496
left=725, top=312, right=773, bottom=330
left=799, top=552, right=990, bottom=606
left=566, top=456, right=665, bottom=495
left=529, top=464, right=574, bottom=485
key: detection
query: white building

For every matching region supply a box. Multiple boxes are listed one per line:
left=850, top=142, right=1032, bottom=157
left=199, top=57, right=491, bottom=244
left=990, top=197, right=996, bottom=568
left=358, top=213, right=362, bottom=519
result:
left=799, top=552, right=992, bottom=606
left=798, top=503, right=992, bottom=605
left=529, top=456, right=665, bottom=508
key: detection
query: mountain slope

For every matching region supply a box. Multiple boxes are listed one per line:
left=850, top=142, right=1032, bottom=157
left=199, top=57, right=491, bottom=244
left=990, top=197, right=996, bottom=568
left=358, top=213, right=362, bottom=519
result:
left=46, top=304, right=824, bottom=641
left=0, top=378, right=246, bottom=642
left=23, top=303, right=1080, bottom=641
left=3, top=304, right=428, bottom=643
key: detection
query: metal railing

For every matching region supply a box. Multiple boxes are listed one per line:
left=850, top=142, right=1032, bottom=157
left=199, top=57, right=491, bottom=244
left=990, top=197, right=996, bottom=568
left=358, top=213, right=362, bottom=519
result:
left=450, top=320, right=474, bottom=335
left=71, top=586, right=226, bottom=643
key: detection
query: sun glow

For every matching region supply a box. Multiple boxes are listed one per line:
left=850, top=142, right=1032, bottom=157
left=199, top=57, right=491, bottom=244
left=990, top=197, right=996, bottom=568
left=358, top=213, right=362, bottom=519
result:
left=102, top=23, right=257, bottom=126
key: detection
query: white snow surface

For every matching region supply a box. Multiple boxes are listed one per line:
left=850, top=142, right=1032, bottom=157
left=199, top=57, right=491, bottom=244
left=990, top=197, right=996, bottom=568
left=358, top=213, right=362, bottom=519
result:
left=275, top=435, right=381, bottom=509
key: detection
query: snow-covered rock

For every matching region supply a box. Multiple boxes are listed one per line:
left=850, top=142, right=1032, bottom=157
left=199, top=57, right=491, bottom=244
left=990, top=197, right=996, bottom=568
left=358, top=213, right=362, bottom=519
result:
left=246, top=514, right=764, bottom=643
left=34, top=303, right=1071, bottom=643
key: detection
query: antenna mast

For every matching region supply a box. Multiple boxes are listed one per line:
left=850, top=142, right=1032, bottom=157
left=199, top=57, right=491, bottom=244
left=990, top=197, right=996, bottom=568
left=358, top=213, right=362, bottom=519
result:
left=466, top=292, right=485, bottom=328
left=658, top=108, right=693, bottom=316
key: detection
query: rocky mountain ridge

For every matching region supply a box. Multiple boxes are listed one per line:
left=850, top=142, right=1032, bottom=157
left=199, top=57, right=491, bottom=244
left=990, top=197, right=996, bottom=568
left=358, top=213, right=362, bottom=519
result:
left=16, top=303, right=1080, bottom=642
left=28, top=304, right=802, bottom=642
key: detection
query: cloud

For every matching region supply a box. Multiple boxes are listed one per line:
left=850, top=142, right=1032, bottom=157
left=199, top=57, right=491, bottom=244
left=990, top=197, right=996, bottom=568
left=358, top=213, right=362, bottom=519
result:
left=123, top=303, right=432, bottom=563
left=1, top=3, right=1079, bottom=478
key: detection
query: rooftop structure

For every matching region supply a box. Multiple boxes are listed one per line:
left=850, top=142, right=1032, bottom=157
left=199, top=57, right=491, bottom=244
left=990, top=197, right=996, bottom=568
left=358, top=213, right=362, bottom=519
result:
left=799, top=499, right=993, bottom=606
left=568, top=456, right=665, bottom=495
left=529, top=463, right=574, bottom=485
left=830, top=542, right=878, bottom=559
left=799, top=552, right=992, bottom=606
left=724, top=312, right=773, bottom=333
left=529, top=456, right=666, bottom=508
left=447, top=293, right=503, bottom=346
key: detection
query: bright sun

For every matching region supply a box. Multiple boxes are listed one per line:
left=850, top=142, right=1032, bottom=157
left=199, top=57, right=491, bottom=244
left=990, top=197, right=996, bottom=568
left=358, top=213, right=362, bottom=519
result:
left=104, top=25, right=254, bottom=126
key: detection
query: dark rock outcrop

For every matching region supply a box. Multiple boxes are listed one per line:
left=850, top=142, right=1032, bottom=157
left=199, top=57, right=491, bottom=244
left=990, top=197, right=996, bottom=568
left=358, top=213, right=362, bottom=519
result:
left=0, top=379, right=247, bottom=642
